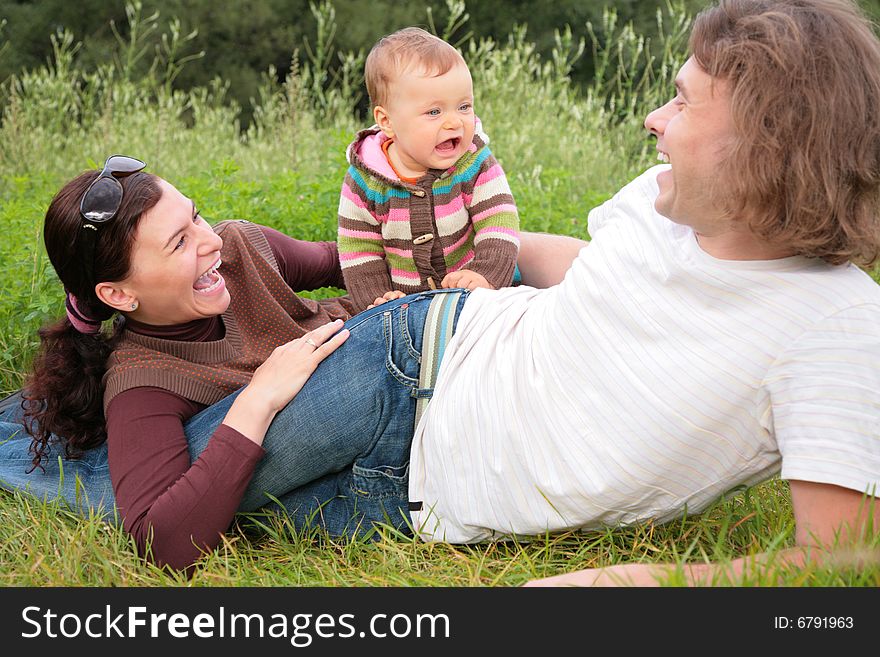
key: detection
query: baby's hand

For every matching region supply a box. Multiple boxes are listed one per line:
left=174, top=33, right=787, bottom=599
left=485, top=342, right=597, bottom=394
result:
left=441, top=270, right=492, bottom=291
left=366, top=290, right=406, bottom=309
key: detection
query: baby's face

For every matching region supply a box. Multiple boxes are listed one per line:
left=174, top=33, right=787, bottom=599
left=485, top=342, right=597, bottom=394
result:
left=377, top=60, right=476, bottom=175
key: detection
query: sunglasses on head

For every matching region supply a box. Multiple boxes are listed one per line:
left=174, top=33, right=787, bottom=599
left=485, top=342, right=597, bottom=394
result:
left=78, top=155, right=146, bottom=287
left=79, top=155, right=147, bottom=225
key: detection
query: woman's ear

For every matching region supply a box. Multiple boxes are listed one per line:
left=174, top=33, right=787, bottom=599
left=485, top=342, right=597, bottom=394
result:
left=94, top=282, right=137, bottom=313
left=374, top=105, right=395, bottom=138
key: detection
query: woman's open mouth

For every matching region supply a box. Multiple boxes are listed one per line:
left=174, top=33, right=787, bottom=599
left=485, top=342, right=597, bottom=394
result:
left=193, top=259, right=225, bottom=295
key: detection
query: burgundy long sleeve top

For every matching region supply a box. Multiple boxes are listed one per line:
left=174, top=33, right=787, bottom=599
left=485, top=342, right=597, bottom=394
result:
left=105, top=226, right=347, bottom=570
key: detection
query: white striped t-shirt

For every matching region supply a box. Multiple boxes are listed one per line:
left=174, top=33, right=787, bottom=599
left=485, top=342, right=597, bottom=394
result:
left=408, top=165, right=880, bottom=543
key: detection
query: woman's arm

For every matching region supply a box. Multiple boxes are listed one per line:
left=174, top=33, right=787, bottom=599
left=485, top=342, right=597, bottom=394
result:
left=516, top=231, right=589, bottom=288
left=107, top=320, right=349, bottom=571
left=260, top=225, right=346, bottom=290
left=106, top=388, right=265, bottom=571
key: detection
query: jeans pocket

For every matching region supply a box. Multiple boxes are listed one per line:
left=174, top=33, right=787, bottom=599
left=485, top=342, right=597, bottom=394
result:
left=349, top=462, right=409, bottom=501
left=382, top=306, right=421, bottom=386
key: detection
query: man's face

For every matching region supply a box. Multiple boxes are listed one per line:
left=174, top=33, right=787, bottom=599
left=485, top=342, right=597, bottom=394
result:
left=644, top=57, right=736, bottom=235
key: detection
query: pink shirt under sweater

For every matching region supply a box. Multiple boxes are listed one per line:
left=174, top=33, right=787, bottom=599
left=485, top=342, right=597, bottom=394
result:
left=105, top=225, right=348, bottom=571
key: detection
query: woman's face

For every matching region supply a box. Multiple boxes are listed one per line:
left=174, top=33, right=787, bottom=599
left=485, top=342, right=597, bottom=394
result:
left=110, top=178, right=230, bottom=325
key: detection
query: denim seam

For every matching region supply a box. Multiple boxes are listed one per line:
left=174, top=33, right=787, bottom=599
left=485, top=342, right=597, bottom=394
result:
left=349, top=462, right=409, bottom=500
left=382, top=310, right=419, bottom=387
left=343, top=302, right=392, bottom=331
left=397, top=303, right=422, bottom=361
left=344, top=313, right=375, bottom=332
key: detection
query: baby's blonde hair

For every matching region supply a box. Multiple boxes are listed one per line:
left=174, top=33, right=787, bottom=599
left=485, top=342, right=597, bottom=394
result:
left=365, top=27, right=464, bottom=108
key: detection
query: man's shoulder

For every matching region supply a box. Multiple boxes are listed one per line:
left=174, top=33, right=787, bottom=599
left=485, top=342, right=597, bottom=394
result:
left=602, top=166, right=664, bottom=213
left=587, top=166, right=665, bottom=238
left=619, top=165, right=664, bottom=202
left=818, top=264, right=880, bottom=308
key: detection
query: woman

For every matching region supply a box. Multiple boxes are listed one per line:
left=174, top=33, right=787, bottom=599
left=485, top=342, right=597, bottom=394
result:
left=2, top=156, right=360, bottom=568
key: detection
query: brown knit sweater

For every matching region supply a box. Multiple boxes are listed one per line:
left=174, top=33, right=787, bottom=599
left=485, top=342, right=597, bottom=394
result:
left=103, top=220, right=356, bottom=410
left=103, top=222, right=354, bottom=571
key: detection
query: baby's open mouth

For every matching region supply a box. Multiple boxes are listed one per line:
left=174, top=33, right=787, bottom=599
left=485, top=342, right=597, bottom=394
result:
left=435, top=137, right=461, bottom=154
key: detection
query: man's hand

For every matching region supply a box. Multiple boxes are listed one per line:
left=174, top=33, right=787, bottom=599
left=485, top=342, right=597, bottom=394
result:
left=441, top=269, right=493, bottom=290
left=523, top=563, right=671, bottom=587
left=523, top=482, right=880, bottom=586
left=366, top=290, right=406, bottom=309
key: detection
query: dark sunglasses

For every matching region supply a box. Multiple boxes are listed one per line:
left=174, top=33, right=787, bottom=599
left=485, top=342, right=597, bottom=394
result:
left=78, top=155, right=146, bottom=285
left=79, top=155, right=146, bottom=224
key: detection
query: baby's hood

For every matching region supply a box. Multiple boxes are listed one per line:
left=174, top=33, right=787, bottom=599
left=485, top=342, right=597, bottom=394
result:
left=346, top=127, right=398, bottom=180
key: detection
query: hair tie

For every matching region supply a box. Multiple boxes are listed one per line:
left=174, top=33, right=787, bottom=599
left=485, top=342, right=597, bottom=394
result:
left=65, top=293, right=102, bottom=334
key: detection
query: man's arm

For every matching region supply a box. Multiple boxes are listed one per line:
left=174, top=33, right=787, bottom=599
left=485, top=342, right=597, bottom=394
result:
left=523, top=480, right=879, bottom=586
left=788, top=479, right=878, bottom=549
left=516, top=231, right=589, bottom=289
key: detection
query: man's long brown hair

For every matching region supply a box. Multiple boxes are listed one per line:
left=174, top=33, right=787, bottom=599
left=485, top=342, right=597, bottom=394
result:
left=691, top=0, right=880, bottom=266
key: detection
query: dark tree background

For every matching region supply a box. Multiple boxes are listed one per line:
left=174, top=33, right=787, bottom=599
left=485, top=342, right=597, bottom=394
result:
left=2, top=0, right=879, bottom=126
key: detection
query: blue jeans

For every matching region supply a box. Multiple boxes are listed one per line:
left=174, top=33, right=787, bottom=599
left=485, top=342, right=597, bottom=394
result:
left=0, top=289, right=469, bottom=538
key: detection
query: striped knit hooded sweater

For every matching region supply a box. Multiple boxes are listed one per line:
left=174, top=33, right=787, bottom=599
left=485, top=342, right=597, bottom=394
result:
left=337, top=122, right=520, bottom=311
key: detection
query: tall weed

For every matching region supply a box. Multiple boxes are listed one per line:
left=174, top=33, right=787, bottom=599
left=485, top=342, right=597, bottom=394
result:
left=0, top=0, right=690, bottom=394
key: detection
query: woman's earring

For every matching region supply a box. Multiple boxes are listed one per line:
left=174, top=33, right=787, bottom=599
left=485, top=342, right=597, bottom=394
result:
left=130, top=301, right=138, bottom=310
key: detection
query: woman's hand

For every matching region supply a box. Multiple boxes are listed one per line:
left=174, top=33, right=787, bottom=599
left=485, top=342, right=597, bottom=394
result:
left=250, top=319, right=349, bottom=412
left=223, top=319, right=350, bottom=444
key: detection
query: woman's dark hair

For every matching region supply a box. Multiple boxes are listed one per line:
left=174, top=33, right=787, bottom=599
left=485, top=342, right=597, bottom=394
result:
left=22, top=170, right=161, bottom=471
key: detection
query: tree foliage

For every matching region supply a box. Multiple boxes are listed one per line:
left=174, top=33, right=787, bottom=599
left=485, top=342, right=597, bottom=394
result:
left=1, top=0, right=878, bottom=127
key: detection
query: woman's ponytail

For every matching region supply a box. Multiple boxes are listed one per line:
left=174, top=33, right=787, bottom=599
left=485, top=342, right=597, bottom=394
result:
left=21, top=168, right=160, bottom=470
left=23, top=316, right=121, bottom=471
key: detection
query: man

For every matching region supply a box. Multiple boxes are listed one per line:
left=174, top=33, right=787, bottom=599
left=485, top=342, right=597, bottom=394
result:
left=521, top=0, right=880, bottom=585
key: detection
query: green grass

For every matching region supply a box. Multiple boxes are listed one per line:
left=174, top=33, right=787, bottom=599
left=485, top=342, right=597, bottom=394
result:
left=3, top=478, right=877, bottom=586
left=1, top=1, right=878, bottom=586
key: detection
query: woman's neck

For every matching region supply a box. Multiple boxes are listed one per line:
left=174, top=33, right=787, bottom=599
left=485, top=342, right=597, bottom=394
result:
left=124, top=315, right=223, bottom=342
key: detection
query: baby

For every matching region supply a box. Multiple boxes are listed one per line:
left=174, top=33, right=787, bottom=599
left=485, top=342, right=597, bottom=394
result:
left=337, top=27, right=520, bottom=311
